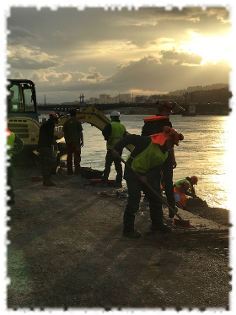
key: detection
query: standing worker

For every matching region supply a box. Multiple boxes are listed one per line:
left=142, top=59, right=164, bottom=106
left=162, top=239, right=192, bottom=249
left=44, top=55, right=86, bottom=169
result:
left=38, top=113, right=59, bottom=187
left=101, top=110, right=126, bottom=187
left=6, top=128, right=24, bottom=205
left=63, top=108, right=84, bottom=175
left=112, top=126, right=184, bottom=238
left=141, top=100, right=182, bottom=218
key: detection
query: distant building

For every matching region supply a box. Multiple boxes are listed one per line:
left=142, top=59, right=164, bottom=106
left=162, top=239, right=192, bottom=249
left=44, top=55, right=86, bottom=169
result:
left=118, top=94, right=132, bottom=103
left=99, top=94, right=110, bottom=104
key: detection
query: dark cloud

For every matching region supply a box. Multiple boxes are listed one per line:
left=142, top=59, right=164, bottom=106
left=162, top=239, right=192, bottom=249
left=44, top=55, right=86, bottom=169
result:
left=8, top=25, right=35, bottom=44
left=8, top=55, right=61, bottom=70
left=27, top=55, right=229, bottom=104
left=6, top=6, right=231, bottom=102
left=161, top=50, right=203, bottom=65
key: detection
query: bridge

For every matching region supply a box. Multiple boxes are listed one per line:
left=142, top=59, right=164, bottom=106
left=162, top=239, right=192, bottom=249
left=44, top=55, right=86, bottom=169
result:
left=37, top=102, right=230, bottom=115
left=37, top=102, right=153, bottom=113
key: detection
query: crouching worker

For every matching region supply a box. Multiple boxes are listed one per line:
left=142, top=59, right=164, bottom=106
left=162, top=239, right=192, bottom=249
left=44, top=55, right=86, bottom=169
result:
left=112, top=126, right=184, bottom=238
left=1, top=118, right=23, bottom=204
left=174, top=176, right=198, bottom=199
left=174, top=182, right=189, bottom=210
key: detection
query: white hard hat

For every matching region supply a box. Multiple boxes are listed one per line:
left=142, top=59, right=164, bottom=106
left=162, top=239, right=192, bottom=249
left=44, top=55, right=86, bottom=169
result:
left=110, top=110, right=120, bottom=117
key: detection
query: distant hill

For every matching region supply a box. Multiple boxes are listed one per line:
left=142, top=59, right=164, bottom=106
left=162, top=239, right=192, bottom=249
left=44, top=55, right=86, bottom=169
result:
left=168, top=83, right=228, bottom=96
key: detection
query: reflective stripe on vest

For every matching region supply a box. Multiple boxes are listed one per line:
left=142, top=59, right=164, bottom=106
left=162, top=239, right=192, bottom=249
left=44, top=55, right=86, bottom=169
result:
left=128, top=142, right=168, bottom=173
left=107, top=121, right=126, bottom=150
left=2, top=132, right=15, bottom=157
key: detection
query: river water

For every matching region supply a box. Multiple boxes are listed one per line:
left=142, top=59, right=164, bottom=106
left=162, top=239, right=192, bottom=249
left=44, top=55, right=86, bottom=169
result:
left=79, top=114, right=231, bottom=211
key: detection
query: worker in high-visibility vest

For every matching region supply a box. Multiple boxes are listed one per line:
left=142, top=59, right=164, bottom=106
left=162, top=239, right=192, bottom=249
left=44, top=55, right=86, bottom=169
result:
left=141, top=100, right=184, bottom=219
left=6, top=128, right=23, bottom=205
left=174, top=176, right=198, bottom=199
left=101, top=110, right=126, bottom=187
left=174, top=181, right=190, bottom=209
left=112, top=126, right=184, bottom=238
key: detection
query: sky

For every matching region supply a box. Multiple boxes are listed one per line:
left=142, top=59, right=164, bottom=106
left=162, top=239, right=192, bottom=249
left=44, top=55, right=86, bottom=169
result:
left=5, top=2, right=234, bottom=104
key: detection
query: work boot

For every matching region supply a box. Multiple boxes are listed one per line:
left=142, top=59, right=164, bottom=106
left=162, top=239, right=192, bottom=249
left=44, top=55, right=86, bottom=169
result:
left=7, top=198, right=15, bottom=206
left=123, top=230, right=141, bottom=238
left=43, top=179, right=56, bottom=187
left=150, top=223, right=172, bottom=234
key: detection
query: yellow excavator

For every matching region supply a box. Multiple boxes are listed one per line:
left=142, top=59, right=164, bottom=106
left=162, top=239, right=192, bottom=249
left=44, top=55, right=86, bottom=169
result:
left=7, top=79, right=130, bottom=173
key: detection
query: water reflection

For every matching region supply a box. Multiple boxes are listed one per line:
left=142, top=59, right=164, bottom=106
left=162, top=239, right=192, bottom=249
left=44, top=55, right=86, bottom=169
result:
left=79, top=115, right=230, bottom=210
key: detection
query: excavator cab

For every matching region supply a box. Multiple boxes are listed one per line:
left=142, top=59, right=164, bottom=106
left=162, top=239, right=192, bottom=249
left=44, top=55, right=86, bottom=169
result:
left=7, top=79, right=38, bottom=121
left=7, top=79, right=41, bottom=166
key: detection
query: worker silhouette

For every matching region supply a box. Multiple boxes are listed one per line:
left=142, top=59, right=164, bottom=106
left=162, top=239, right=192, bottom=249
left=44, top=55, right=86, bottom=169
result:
left=63, top=108, right=84, bottom=175
left=38, top=113, right=59, bottom=186
left=141, top=100, right=183, bottom=218
left=112, top=127, right=184, bottom=238
left=101, top=110, right=126, bottom=187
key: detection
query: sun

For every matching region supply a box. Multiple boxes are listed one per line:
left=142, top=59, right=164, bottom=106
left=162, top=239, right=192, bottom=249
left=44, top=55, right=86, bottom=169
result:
left=186, top=32, right=231, bottom=65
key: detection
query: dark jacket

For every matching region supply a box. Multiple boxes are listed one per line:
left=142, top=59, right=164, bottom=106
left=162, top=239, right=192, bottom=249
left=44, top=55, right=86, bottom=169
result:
left=38, top=118, right=55, bottom=148
left=114, top=134, right=168, bottom=180
left=141, top=115, right=172, bottom=136
left=63, top=118, right=83, bottom=143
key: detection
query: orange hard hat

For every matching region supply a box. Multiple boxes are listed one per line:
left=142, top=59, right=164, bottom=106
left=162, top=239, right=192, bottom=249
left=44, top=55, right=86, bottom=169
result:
left=6, top=128, right=11, bottom=137
left=190, top=176, right=198, bottom=185
left=157, top=100, right=172, bottom=113
left=150, top=126, right=184, bottom=146
left=49, top=113, right=59, bottom=121
left=163, top=126, right=184, bottom=145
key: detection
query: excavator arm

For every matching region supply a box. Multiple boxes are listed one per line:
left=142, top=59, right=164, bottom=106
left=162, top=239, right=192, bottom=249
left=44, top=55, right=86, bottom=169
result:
left=55, top=105, right=133, bottom=151
left=56, top=106, right=110, bottom=134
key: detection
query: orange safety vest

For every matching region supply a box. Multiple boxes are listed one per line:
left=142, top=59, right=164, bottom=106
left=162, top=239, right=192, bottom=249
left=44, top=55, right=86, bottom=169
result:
left=144, top=115, right=169, bottom=122
left=174, top=186, right=187, bottom=208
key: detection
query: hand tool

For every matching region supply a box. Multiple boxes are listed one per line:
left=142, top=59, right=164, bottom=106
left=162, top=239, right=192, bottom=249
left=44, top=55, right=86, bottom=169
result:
left=120, top=157, right=191, bottom=228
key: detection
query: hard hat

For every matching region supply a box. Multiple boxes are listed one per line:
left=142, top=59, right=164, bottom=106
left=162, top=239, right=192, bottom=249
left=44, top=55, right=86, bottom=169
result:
left=163, top=126, right=184, bottom=145
left=49, top=113, right=59, bottom=121
left=156, top=100, right=172, bottom=113
left=190, top=176, right=198, bottom=185
left=69, top=107, right=77, bottom=115
left=150, top=126, right=184, bottom=146
left=110, top=110, right=120, bottom=117
left=1, top=117, right=11, bottom=138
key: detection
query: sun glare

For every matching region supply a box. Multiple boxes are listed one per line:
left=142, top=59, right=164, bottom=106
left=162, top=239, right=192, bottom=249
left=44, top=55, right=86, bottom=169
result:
left=187, top=33, right=231, bottom=65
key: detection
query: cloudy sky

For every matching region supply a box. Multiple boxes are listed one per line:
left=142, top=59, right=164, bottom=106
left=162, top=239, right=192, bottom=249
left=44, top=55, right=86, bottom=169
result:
left=6, top=2, right=233, bottom=104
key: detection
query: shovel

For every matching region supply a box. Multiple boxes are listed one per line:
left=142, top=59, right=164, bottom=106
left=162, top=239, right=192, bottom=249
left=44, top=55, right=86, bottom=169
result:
left=120, top=157, right=191, bottom=228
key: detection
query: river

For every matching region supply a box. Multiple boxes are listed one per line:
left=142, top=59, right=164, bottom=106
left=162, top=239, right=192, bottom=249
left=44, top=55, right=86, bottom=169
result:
left=79, top=114, right=231, bottom=211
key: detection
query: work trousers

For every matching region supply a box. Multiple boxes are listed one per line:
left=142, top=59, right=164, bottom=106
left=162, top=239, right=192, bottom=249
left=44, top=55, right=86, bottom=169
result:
left=124, top=174, right=163, bottom=233
left=102, top=150, right=122, bottom=184
left=2, top=156, right=15, bottom=198
left=66, top=142, right=81, bottom=174
left=38, top=147, right=53, bottom=180
left=161, top=155, right=175, bottom=209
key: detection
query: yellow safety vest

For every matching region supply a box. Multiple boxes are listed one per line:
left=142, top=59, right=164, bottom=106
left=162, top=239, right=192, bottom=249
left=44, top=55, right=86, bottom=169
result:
left=107, top=121, right=126, bottom=150
left=2, top=132, right=15, bottom=157
left=128, top=142, right=168, bottom=173
left=175, top=179, right=192, bottom=194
